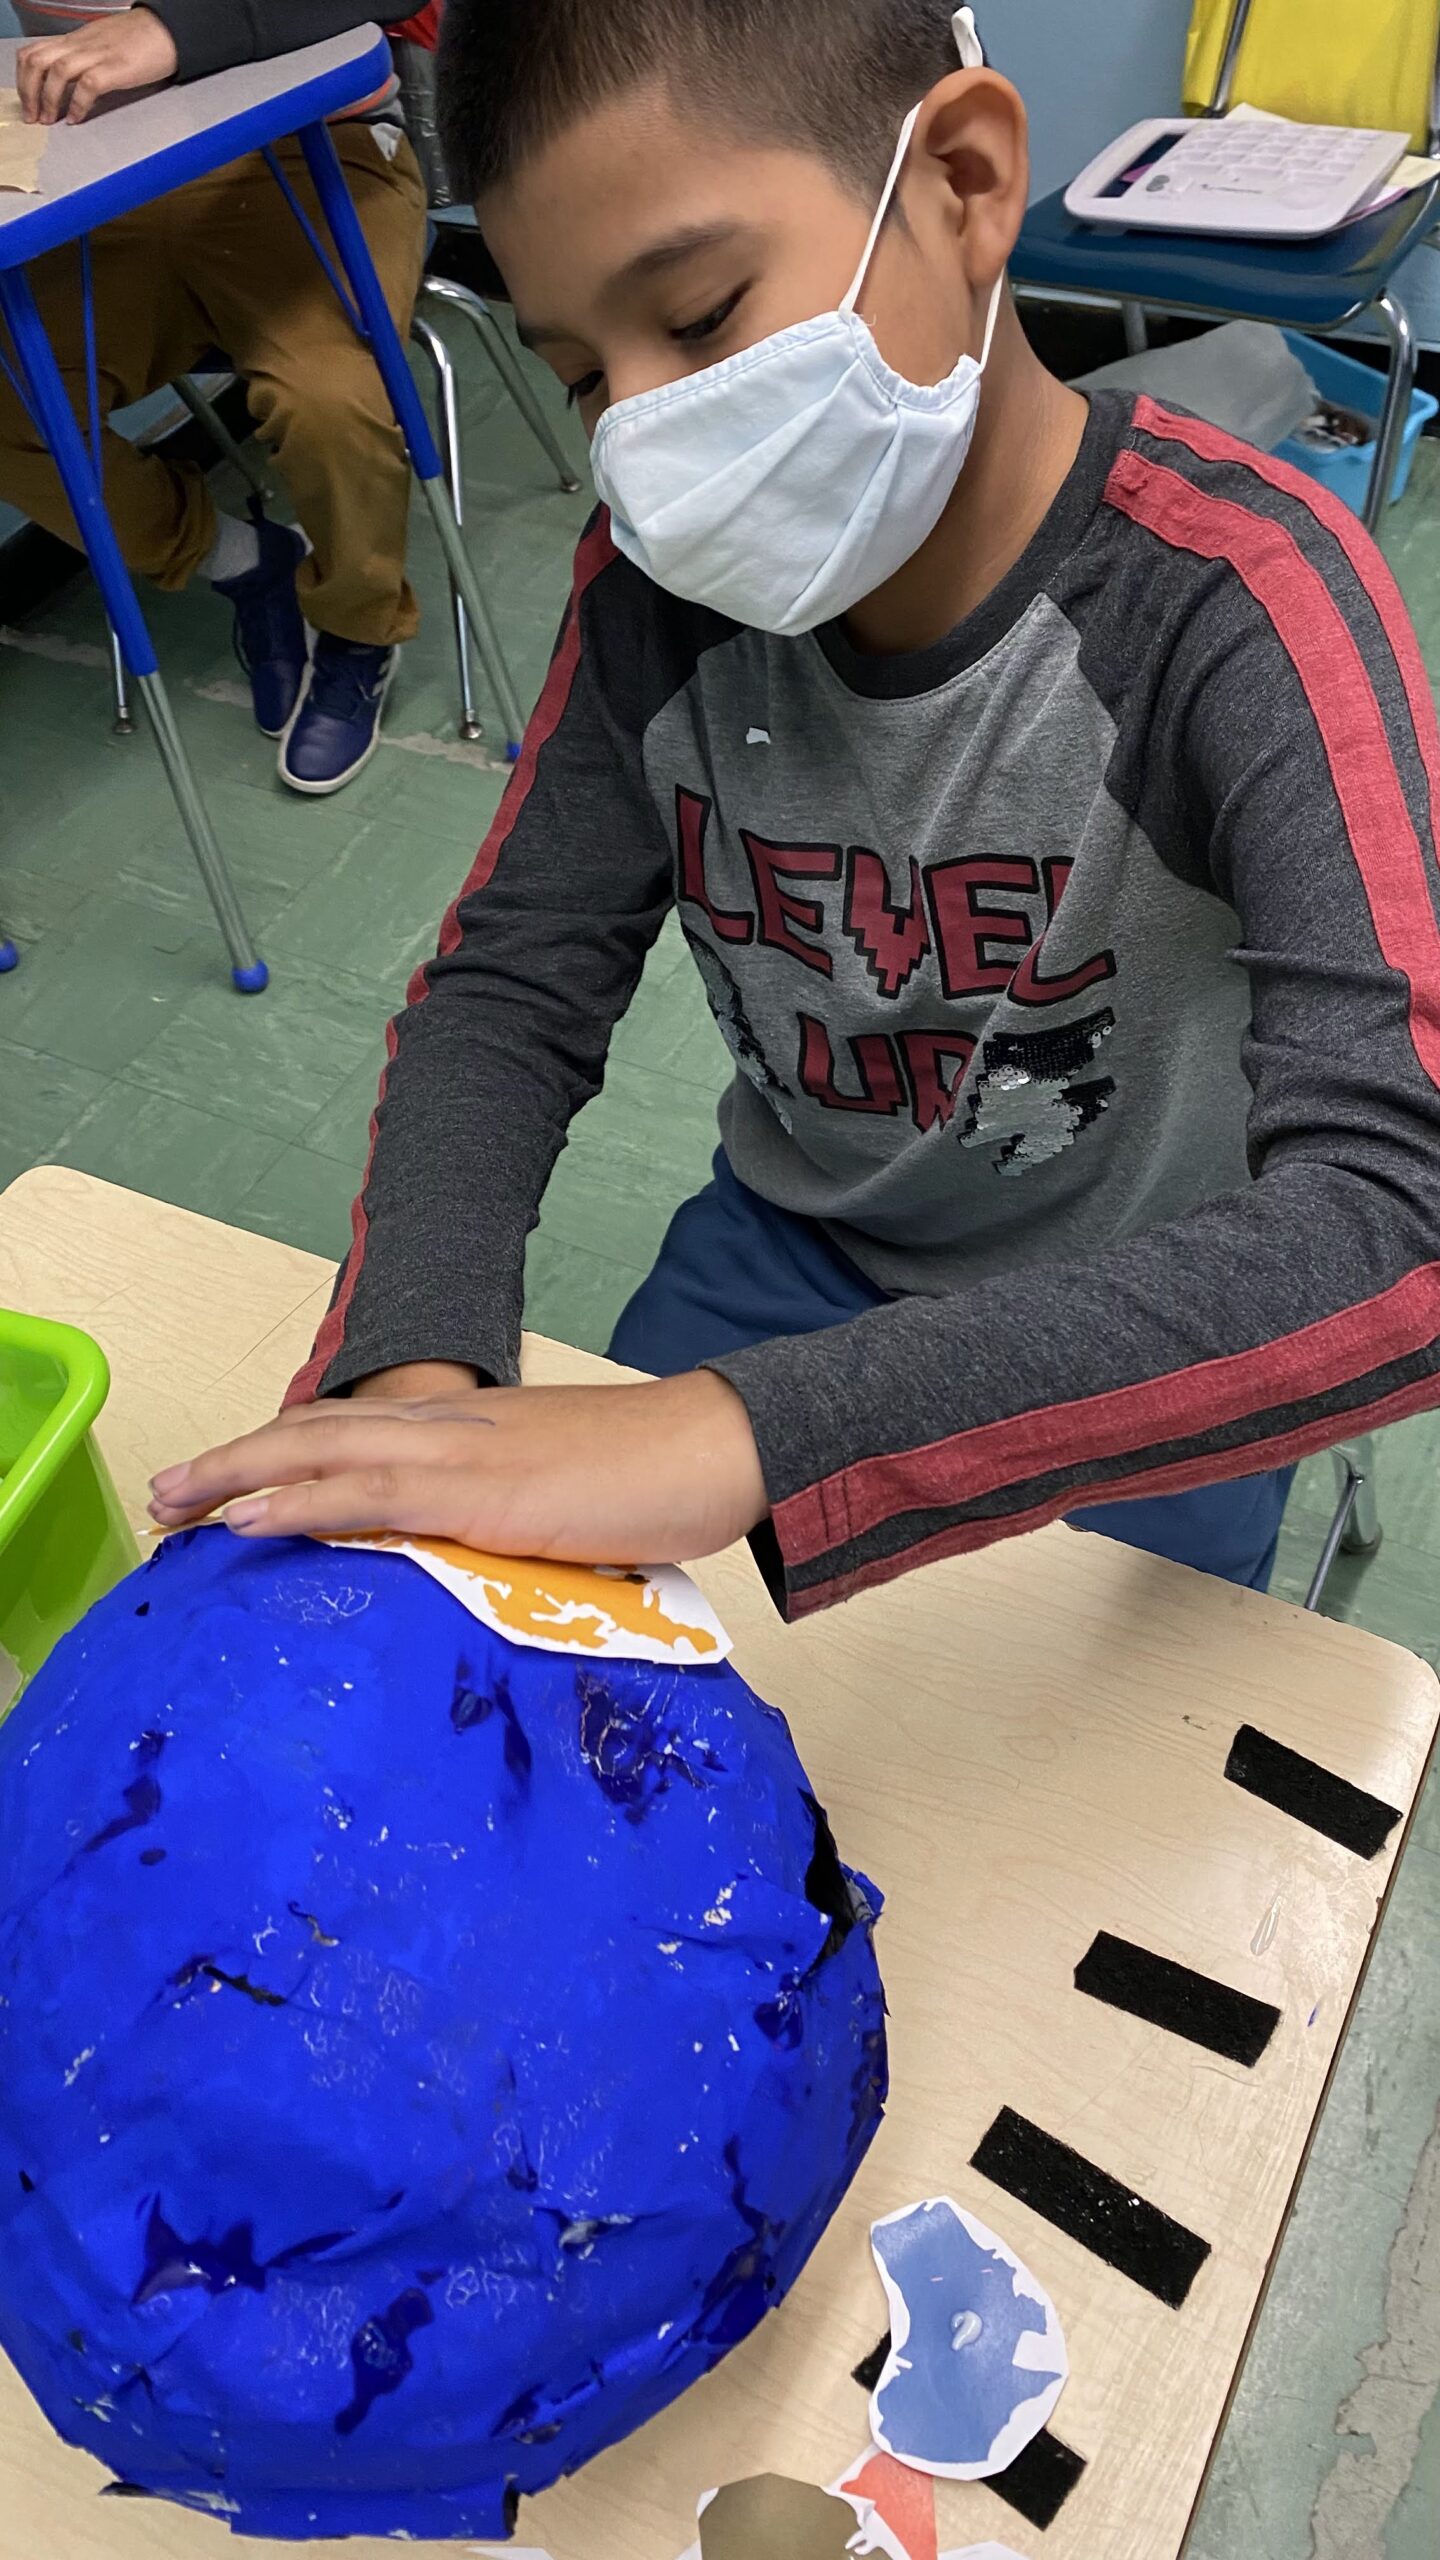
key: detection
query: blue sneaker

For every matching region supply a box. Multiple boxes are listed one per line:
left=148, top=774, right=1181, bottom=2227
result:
left=279, top=636, right=396, bottom=796
left=213, top=513, right=310, bottom=739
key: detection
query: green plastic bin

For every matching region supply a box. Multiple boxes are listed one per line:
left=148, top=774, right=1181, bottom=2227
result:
left=0, top=1309, right=139, bottom=1715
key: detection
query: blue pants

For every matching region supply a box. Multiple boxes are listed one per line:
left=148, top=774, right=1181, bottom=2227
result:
left=610, top=1154, right=1294, bottom=1593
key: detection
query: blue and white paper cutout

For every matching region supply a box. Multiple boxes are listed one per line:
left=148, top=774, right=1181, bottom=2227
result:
left=868, top=2197, right=1068, bottom=2479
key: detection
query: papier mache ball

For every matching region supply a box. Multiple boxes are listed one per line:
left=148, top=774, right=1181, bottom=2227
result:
left=0, top=1525, right=886, bottom=2541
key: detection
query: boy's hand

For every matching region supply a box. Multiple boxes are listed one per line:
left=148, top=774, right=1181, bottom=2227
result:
left=149, top=1374, right=768, bottom=1566
left=18, top=8, right=179, bottom=125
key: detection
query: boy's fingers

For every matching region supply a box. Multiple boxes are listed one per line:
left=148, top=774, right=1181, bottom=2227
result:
left=222, top=1469, right=475, bottom=1543
left=149, top=1414, right=452, bottom=1514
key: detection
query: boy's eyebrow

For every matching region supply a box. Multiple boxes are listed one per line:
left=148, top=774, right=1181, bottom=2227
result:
left=515, top=220, right=749, bottom=348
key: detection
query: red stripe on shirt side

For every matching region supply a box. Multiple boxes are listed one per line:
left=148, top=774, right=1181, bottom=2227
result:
left=285, top=515, right=618, bottom=1408
left=1132, top=395, right=1440, bottom=866
left=783, top=1364, right=1440, bottom=1618
left=775, top=1257, right=1440, bottom=1565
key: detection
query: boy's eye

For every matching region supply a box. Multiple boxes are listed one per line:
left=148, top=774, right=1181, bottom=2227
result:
left=670, top=286, right=748, bottom=347
left=565, top=370, right=604, bottom=408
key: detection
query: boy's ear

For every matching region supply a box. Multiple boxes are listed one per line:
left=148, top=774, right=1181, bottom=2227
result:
left=912, top=68, right=1030, bottom=283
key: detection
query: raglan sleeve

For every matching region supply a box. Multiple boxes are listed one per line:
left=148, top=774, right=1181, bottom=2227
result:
left=707, top=450, right=1440, bottom=1617
left=143, top=0, right=385, bottom=83
left=287, top=516, right=675, bottom=1405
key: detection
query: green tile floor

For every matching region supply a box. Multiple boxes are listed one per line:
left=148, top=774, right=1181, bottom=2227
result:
left=3, top=330, right=1440, bottom=2555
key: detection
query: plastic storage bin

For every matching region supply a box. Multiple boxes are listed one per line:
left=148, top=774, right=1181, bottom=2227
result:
left=1276, top=331, right=1438, bottom=517
left=0, top=1310, right=138, bottom=1715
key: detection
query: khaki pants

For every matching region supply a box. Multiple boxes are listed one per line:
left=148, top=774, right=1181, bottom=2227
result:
left=0, top=126, right=427, bottom=647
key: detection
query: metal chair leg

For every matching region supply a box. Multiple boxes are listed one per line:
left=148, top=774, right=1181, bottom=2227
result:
left=172, top=373, right=270, bottom=501
left=418, top=275, right=581, bottom=492
left=0, top=265, right=266, bottom=992
left=1305, top=1440, right=1382, bottom=1612
left=294, top=122, right=528, bottom=756
left=1364, top=291, right=1418, bottom=535
left=1338, top=1434, right=1381, bottom=1555
left=410, top=313, right=483, bottom=743
left=107, top=621, right=134, bottom=734
left=1122, top=300, right=1150, bottom=357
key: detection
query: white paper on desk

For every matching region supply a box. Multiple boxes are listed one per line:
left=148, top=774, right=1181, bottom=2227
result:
left=0, top=89, right=45, bottom=193
left=1226, top=102, right=1440, bottom=212
left=325, top=1531, right=732, bottom=1666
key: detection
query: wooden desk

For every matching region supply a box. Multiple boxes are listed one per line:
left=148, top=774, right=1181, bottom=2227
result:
left=1, top=1165, right=1436, bottom=2560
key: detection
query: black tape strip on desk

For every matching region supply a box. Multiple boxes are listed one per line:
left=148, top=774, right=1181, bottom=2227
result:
left=1074, top=1930, right=1281, bottom=2066
left=970, top=2107, right=1211, bottom=2307
left=987, top=2427, right=1088, bottom=2529
left=851, top=2335, right=1086, bottom=2527
left=1224, top=1724, right=1400, bottom=1859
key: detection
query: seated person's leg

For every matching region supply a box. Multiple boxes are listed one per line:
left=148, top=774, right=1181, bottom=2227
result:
left=0, top=216, right=214, bottom=596
left=189, top=127, right=428, bottom=795
left=0, top=205, right=312, bottom=738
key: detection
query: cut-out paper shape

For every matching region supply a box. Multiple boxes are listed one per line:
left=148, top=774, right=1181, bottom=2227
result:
left=328, top=1531, right=732, bottom=1665
left=836, top=2449, right=938, bottom=2559
left=682, top=2461, right=1024, bottom=2560
left=682, top=2464, right=920, bottom=2560
left=869, top=2197, right=1067, bottom=2479
left=698, top=2476, right=864, bottom=2559
left=0, top=1526, right=885, bottom=2539
left=0, top=91, right=45, bottom=194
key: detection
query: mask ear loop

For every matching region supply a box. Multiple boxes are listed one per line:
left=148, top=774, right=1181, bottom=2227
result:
left=839, top=103, right=923, bottom=317
left=841, top=7, right=993, bottom=320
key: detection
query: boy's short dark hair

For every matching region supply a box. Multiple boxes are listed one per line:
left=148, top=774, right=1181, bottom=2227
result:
left=439, top=0, right=965, bottom=203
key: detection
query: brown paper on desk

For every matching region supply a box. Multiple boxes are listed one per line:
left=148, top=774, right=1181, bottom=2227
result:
left=0, top=91, right=45, bottom=194
left=698, top=2476, right=859, bottom=2560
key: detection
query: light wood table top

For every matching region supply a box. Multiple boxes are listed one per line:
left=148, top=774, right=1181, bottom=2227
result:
left=1, top=1165, right=1436, bottom=2560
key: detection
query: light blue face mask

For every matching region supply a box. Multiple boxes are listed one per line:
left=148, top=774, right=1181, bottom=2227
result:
left=590, top=6, right=1002, bottom=637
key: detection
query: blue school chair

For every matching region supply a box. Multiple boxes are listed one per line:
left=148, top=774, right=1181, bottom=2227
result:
left=1011, top=0, right=1440, bottom=533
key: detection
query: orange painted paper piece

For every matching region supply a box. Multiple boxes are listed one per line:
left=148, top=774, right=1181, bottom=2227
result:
left=351, top=1533, right=723, bottom=1657
left=838, top=2450, right=939, bottom=2560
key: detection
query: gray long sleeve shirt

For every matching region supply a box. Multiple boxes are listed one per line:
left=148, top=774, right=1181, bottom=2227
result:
left=290, top=392, right=1440, bottom=1617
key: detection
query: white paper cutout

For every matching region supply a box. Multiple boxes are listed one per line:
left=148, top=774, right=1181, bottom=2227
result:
left=322, top=1532, right=732, bottom=1666
left=869, top=2196, right=1067, bottom=2479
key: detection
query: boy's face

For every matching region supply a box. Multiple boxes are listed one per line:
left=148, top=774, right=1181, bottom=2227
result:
left=481, top=75, right=1012, bottom=437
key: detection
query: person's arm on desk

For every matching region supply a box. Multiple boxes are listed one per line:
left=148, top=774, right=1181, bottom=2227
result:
left=16, top=1, right=404, bottom=124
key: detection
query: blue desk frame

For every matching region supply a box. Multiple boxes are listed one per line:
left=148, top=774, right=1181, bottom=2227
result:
left=0, top=32, right=525, bottom=991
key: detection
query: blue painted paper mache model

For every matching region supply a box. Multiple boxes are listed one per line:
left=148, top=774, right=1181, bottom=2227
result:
left=0, top=1527, right=887, bottom=2542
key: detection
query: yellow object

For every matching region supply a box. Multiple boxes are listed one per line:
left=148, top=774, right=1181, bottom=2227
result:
left=1184, top=0, right=1439, bottom=149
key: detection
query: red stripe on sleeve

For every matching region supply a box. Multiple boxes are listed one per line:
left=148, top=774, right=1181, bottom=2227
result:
left=775, top=1258, right=1440, bottom=1568
left=1133, top=395, right=1440, bottom=867
left=785, top=1364, right=1440, bottom=1618
left=285, top=515, right=618, bottom=1408
left=1116, top=431, right=1440, bottom=1088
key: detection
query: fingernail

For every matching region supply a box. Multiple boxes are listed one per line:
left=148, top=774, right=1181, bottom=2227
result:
left=224, top=1499, right=270, bottom=1532
left=150, top=1464, right=189, bottom=1497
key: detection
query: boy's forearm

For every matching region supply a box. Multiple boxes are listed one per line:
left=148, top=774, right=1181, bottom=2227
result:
left=143, top=0, right=383, bottom=82
left=712, top=1155, right=1440, bottom=1617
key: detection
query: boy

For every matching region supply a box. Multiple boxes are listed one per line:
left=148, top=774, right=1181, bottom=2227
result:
left=152, top=0, right=1440, bottom=1620
left=2, top=2, right=432, bottom=792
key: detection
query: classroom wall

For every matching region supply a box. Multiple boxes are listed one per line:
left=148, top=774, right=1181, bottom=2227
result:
left=984, top=0, right=1191, bottom=198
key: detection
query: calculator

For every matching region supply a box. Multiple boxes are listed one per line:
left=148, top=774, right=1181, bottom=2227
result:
left=1064, top=115, right=1411, bottom=239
